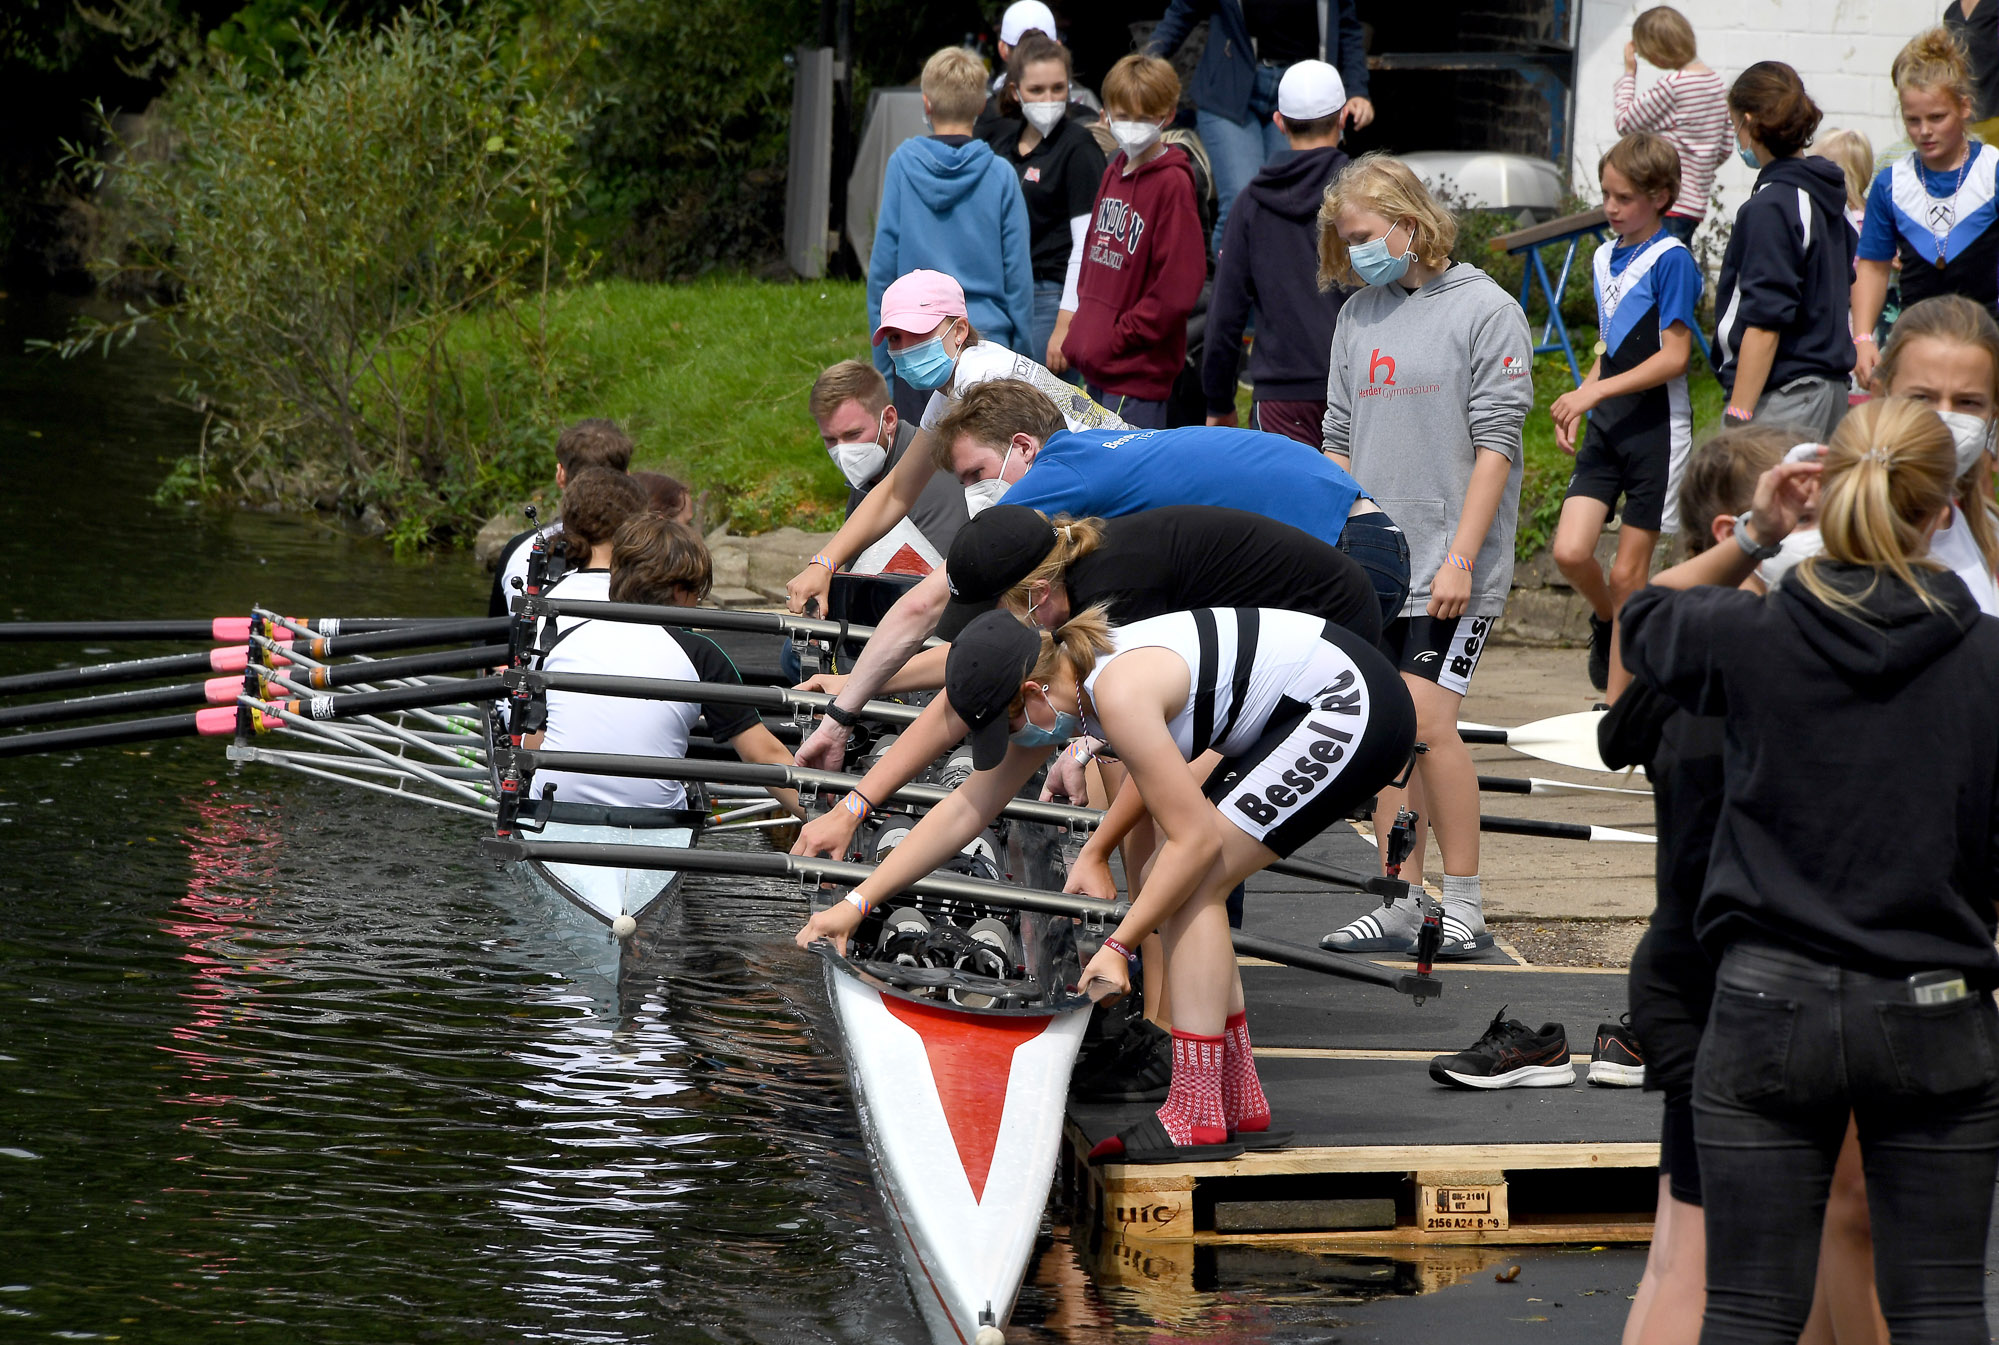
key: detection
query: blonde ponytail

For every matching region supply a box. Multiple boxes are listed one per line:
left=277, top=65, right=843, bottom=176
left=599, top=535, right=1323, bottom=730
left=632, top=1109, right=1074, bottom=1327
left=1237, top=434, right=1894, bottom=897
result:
left=999, top=513, right=1108, bottom=618
left=1010, top=603, right=1116, bottom=717
left=1893, top=26, right=1975, bottom=109
left=1796, top=398, right=1958, bottom=620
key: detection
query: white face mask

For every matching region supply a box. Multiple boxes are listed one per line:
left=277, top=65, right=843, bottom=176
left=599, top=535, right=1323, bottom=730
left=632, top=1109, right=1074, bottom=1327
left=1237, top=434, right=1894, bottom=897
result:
left=828, top=410, right=890, bottom=488
left=1108, top=119, right=1162, bottom=159
left=1021, top=100, right=1066, bottom=135
left=963, top=444, right=1016, bottom=517
left=1938, top=410, right=1995, bottom=476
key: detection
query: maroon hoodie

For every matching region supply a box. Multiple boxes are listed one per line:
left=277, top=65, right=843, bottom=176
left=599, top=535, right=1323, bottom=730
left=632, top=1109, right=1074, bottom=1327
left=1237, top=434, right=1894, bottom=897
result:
left=1062, top=144, right=1206, bottom=400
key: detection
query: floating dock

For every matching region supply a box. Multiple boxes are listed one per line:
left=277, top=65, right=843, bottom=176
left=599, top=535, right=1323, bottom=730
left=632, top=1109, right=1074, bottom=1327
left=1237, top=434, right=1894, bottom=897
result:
left=1063, top=824, right=1659, bottom=1263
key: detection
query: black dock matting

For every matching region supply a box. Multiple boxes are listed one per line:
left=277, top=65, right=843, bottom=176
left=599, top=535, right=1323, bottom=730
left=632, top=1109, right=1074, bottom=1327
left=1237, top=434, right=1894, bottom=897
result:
left=1071, top=1054, right=1662, bottom=1150
left=1243, top=964, right=1628, bottom=1052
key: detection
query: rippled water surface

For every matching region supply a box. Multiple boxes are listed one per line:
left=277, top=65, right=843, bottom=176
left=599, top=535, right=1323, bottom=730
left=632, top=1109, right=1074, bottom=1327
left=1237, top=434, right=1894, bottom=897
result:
left=0, top=297, right=1446, bottom=1344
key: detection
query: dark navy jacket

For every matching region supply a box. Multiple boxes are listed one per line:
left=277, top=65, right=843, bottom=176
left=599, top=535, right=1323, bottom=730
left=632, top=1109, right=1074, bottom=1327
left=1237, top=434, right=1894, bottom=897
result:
left=1146, top=0, right=1368, bottom=127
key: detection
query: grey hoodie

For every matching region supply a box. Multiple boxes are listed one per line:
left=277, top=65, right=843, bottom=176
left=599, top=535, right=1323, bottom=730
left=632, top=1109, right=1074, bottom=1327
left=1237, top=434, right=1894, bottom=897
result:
left=1321, top=263, right=1533, bottom=618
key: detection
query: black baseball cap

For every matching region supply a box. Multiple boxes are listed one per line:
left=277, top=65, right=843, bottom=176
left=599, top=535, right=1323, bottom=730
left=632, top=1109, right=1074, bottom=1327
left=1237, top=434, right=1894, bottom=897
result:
left=935, top=505, right=1058, bottom=642
left=944, top=610, right=1043, bottom=771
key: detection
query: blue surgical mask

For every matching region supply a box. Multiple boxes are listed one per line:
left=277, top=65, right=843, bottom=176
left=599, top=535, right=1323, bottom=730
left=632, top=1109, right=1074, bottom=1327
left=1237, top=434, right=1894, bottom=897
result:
left=1737, top=142, right=1760, bottom=170
left=1349, top=221, right=1414, bottom=287
left=1009, top=684, right=1079, bottom=749
left=890, top=331, right=958, bottom=390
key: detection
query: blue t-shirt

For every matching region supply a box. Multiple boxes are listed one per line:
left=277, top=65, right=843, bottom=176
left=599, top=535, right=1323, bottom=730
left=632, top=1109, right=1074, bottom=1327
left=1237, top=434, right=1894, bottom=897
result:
left=1598, top=231, right=1702, bottom=353
left=1583, top=229, right=1703, bottom=530
left=1003, top=426, right=1366, bottom=546
left=1858, top=145, right=1999, bottom=314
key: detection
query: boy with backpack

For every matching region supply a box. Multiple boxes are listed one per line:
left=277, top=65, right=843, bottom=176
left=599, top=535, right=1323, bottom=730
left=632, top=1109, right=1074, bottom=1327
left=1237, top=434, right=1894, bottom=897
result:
left=1061, top=54, right=1207, bottom=429
left=1548, top=131, right=1702, bottom=698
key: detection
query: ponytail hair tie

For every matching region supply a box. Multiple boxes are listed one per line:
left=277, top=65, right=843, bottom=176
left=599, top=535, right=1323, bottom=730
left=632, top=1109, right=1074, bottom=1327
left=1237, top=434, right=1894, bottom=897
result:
left=1060, top=524, right=1073, bottom=544
left=1862, top=447, right=1892, bottom=465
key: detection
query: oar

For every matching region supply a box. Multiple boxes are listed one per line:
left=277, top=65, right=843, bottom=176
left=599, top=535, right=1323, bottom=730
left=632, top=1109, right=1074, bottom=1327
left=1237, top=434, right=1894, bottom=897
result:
left=0, top=616, right=441, bottom=643
left=519, top=596, right=943, bottom=649
left=0, top=678, right=505, bottom=759
left=0, top=619, right=508, bottom=698
left=0, top=646, right=509, bottom=730
left=508, top=669, right=924, bottom=727
left=502, top=747, right=1411, bottom=899
left=1358, top=810, right=1655, bottom=845
left=1458, top=711, right=1611, bottom=773
left=227, top=744, right=494, bottom=819
left=1478, top=774, right=1649, bottom=798
left=475, top=836, right=1442, bottom=1000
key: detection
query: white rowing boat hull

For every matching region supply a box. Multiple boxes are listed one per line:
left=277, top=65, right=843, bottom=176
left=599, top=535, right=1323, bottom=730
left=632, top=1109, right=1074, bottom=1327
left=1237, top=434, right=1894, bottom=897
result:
left=519, top=819, right=692, bottom=926
left=824, top=955, right=1089, bottom=1344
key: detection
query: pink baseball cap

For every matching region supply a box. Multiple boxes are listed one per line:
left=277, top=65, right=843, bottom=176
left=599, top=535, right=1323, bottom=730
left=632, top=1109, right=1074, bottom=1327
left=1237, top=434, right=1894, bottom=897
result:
left=872, top=270, right=967, bottom=345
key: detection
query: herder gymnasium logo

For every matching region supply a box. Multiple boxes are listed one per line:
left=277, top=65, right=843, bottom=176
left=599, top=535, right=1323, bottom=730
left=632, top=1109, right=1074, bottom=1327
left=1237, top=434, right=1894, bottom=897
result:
left=1358, top=347, right=1440, bottom=399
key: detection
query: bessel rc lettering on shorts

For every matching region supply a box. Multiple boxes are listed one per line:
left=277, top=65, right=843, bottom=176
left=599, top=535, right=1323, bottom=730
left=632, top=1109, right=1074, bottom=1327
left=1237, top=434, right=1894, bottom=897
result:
left=1232, top=670, right=1364, bottom=827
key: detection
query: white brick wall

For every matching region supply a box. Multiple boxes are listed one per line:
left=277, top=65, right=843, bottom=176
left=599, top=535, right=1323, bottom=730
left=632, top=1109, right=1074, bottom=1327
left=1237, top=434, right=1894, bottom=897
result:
left=1570, top=0, right=1948, bottom=216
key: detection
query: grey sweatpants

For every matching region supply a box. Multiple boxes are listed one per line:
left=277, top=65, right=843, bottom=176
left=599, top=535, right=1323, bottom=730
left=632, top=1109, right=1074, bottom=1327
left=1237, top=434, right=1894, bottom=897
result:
left=1751, top=375, right=1849, bottom=443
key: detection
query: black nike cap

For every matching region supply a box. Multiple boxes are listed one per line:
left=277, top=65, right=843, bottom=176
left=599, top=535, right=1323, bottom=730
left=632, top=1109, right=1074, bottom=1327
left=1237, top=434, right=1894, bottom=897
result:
left=935, top=505, right=1058, bottom=642
left=943, top=610, right=1043, bottom=771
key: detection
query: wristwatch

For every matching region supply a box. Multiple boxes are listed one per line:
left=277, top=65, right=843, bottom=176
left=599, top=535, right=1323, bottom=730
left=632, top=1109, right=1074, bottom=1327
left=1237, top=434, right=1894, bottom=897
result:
left=1733, top=512, right=1782, bottom=562
left=823, top=702, right=858, bottom=729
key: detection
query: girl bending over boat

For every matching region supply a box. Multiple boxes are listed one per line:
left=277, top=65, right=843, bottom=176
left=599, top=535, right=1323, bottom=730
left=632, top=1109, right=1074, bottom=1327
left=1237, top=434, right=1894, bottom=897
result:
left=796, top=605, right=1415, bottom=1162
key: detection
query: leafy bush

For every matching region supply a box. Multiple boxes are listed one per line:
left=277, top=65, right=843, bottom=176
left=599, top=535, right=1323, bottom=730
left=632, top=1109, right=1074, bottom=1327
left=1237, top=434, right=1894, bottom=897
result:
left=49, top=4, right=593, bottom=550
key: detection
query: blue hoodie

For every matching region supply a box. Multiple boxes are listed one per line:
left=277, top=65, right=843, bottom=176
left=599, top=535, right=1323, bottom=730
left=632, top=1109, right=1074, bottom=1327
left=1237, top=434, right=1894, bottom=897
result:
left=868, top=137, right=1036, bottom=377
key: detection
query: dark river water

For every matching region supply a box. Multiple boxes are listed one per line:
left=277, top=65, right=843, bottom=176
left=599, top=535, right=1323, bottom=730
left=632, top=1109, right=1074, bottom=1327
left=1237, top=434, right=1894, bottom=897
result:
left=0, top=297, right=1449, bottom=1344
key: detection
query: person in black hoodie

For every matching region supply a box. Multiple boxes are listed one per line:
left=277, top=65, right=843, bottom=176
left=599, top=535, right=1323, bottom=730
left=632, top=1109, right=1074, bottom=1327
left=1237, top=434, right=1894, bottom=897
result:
left=1621, top=395, right=1999, bottom=1345
left=1712, top=62, right=1856, bottom=442
left=1201, top=59, right=1351, bottom=447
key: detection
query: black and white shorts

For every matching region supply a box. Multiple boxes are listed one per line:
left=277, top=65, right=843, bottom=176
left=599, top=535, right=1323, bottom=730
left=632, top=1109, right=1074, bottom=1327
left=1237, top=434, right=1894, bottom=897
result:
left=1382, top=613, right=1491, bottom=697
left=1203, top=638, right=1417, bottom=858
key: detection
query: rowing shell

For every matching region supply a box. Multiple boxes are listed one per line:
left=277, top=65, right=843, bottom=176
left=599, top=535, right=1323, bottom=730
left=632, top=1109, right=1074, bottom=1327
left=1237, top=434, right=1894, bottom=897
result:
left=514, top=801, right=704, bottom=932
left=823, top=951, right=1088, bottom=1344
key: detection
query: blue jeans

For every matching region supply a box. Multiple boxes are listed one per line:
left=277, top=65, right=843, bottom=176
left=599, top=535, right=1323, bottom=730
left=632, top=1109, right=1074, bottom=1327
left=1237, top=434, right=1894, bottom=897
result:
left=1030, top=279, right=1082, bottom=386
left=1695, top=942, right=1999, bottom=1345
left=1198, top=64, right=1289, bottom=247
left=1662, top=213, right=1700, bottom=245
left=1334, top=509, right=1412, bottom=629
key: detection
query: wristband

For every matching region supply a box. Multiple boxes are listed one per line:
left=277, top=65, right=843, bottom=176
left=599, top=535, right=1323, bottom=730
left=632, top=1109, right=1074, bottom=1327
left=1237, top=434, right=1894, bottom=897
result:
left=1724, top=406, right=1753, bottom=423
left=1102, top=935, right=1139, bottom=964
left=824, top=701, right=858, bottom=729
left=1733, top=511, right=1782, bottom=562
left=1065, top=739, right=1095, bottom=766
left=1852, top=333, right=1875, bottom=344
left=839, top=788, right=874, bottom=822
left=845, top=890, right=873, bottom=914
left=1445, top=552, right=1473, bottom=573
left=809, top=552, right=837, bottom=573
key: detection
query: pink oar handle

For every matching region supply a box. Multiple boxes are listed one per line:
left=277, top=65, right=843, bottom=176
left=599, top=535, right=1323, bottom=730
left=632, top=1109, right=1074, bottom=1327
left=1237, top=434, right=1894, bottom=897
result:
left=207, top=643, right=290, bottom=674
left=195, top=706, right=240, bottom=736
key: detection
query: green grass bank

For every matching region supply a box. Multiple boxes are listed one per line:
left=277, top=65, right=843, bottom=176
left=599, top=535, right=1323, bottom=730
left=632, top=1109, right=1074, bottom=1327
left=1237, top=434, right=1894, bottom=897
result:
left=563, top=277, right=1724, bottom=559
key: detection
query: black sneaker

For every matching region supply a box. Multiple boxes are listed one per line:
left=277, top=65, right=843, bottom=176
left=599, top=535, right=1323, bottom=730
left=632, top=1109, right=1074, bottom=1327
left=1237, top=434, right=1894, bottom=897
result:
left=1071, top=1018, right=1171, bottom=1102
left=1586, top=614, right=1613, bottom=692
left=1429, top=1007, right=1576, bottom=1090
left=1587, top=1013, right=1645, bottom=1087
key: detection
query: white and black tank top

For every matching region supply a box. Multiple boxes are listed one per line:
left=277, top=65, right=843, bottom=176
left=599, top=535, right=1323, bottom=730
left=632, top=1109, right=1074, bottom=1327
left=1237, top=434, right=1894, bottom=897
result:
left=1081, top=608, right=1344, bottom=760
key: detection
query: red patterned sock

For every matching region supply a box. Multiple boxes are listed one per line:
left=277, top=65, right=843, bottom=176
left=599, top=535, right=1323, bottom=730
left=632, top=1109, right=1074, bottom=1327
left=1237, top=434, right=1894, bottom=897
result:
left=1222, top=1010, right=1271, bottom=1133
left=1153, top=1029, right=1229, bottom=1146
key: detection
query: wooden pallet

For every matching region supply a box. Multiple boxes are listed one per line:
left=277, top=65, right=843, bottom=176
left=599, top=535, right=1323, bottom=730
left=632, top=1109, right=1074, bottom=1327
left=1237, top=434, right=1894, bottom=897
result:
left=1063, top=1123, right=1659, bottom=1247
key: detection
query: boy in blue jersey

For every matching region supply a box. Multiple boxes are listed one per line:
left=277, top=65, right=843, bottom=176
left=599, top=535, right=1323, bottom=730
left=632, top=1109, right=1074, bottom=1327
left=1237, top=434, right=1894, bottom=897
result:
left=792, top=376, right=1409, bottom=772
left=1549, top=133, right=1702, bottom=699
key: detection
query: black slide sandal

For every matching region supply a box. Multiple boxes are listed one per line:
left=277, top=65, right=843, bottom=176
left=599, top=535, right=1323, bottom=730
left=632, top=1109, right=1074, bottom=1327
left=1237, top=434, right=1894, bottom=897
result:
left=1089, top=1113, right=1246, bottom=1165
left=1232, top=1129, right=1295, bottom=1151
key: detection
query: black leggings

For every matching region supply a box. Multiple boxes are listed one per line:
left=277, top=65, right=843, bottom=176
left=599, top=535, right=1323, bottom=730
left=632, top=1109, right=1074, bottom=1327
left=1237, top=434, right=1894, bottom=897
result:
left=1695, top=942, right=1999, bottom=1345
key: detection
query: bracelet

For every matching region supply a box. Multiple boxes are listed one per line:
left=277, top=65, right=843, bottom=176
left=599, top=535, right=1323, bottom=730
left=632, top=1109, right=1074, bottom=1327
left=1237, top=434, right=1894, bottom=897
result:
left=1724, top=406, right=1753, bottom=422
left=1853, top=333, right=1875, bottom=344
left=845, top=890, right=873, bottom=914
left=1445, top=552, right=1473, bottom=573
left=839, top=789, right=874, bottom=821
left=809, top=552, right=837, bottom=573
left=824, top=701, right=858, bottom=729
left=1066, top=739, right=1095, bottom=766
left=1102, top=935, right=1139, bottom=964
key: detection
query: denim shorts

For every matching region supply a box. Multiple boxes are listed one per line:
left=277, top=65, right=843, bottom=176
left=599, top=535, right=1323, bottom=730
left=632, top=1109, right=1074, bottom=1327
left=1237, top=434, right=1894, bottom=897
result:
left=1334, top=509, right=1411, bottom=630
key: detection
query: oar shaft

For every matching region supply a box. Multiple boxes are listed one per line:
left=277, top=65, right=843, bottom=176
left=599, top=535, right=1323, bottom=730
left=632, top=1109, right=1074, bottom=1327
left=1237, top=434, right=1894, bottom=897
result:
left=274, top=645, right=508, bottom=691
left=0, top=677, right=223, bottom=728
left=0, top=708, right=233, bottom=758
left=0, top=645, right=268, bottom=696
left=0, top=616, right=430, bottom=643
left=515, top=669, right=922, bottom=726
left=474, top=837, right=1437, bottom=997
left=520, top=597, right=923, bottom=646
left=1479, top=813, right=1650, bottom=842
left=508, top=748, right=1408, bottom=899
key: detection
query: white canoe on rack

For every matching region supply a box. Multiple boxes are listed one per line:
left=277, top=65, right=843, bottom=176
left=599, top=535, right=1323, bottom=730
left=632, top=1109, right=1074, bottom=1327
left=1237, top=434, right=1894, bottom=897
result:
left=824, top=953, right=1089, bottom=1345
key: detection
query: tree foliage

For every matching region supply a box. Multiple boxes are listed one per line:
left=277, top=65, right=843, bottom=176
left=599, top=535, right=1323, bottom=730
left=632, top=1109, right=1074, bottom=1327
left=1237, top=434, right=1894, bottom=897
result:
left=50, top=3, right=594, bottom=549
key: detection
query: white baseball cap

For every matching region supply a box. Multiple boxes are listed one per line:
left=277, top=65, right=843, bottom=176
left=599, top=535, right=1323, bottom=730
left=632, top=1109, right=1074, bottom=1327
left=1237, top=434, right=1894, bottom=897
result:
left=1277, top=60, right=1347, bottom=120
left=999, top=0, right=1057, bottom=47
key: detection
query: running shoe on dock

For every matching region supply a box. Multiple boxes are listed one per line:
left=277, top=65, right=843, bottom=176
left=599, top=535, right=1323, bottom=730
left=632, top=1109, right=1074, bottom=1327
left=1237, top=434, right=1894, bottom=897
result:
left=1071, top=1016, right=1172, bottom=1102
left=1586, top=1015, right=1646, bottom=1087
left=1429, top=1008, right=1576, bottom=1089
